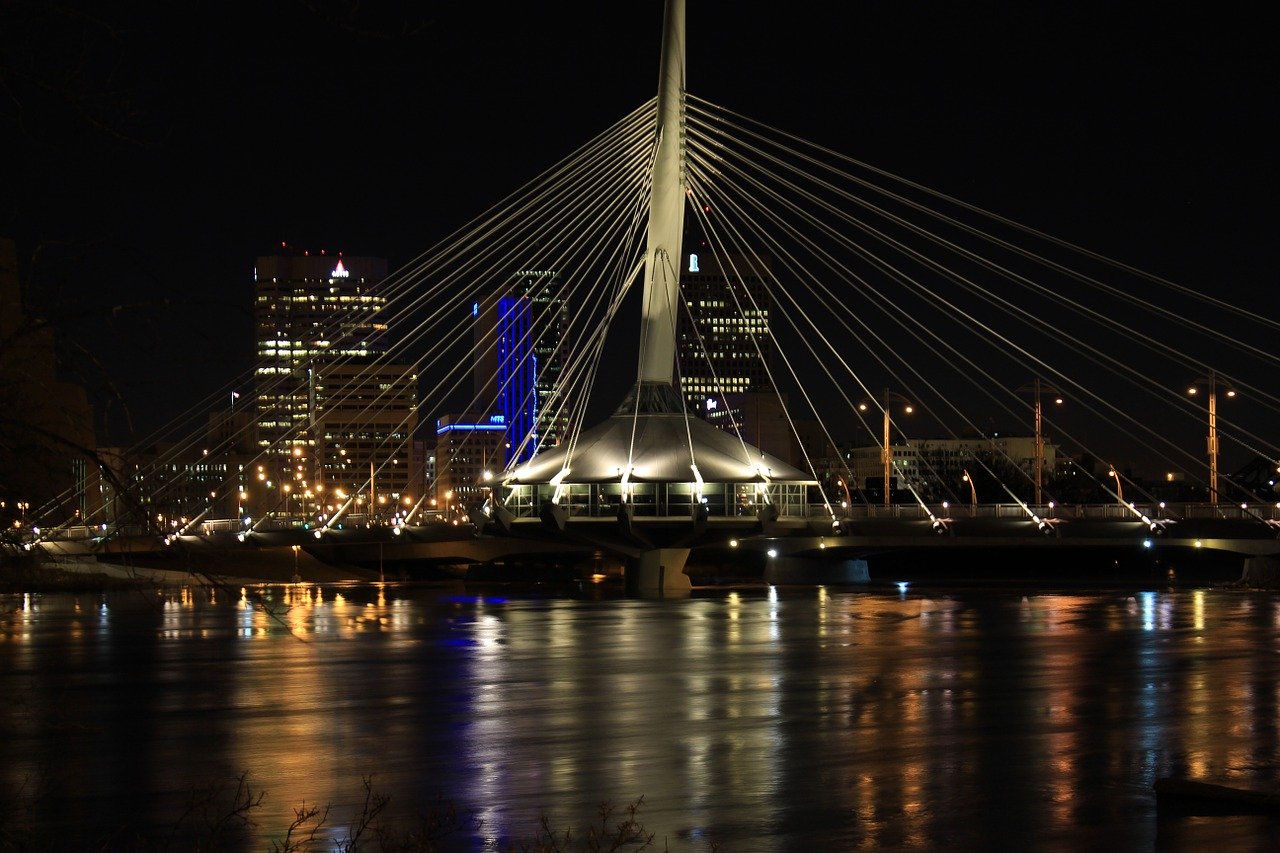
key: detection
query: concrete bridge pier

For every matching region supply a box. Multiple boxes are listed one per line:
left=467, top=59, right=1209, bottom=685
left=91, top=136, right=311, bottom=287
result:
left=627, top=548, right=692, bottom=595
left=1240, top=555, right=1280, bottom=587
left=765, top=556, right=870, bottom=585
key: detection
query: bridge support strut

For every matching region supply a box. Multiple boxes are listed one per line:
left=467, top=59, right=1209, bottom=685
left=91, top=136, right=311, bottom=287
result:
left=628, top=548, right=692, bottom=594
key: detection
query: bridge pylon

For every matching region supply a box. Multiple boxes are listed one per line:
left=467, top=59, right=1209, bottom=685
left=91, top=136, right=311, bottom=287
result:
left=627, top=548, right=693, bottom=595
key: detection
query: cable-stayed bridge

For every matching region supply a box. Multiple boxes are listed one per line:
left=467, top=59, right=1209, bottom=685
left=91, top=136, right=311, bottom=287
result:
left=29, top=500, right=1280, bottom=585
left=9, top=0, right=1279, bottom=591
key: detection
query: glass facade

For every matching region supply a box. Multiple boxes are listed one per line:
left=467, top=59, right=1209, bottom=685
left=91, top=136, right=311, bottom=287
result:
left=474, top=269, right=570, bottom=458
left=496, top=295, right=535, bottom=464
left=500, top=481, right=811, bottom=519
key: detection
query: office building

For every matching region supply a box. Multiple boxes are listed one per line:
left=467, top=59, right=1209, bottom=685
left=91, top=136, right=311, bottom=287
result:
left=676, top=243, right=773, bottom=415
left=472, top=269, right=570, bottom=463
left=433, top=413, right=507, bottom=509
left=254, top=250, right=388, bottom=450
left=845, top=434, right=1060, bottom=503
left=313, top=361, right=418, bottom=506
left=253, top=248, right=417, bottom=508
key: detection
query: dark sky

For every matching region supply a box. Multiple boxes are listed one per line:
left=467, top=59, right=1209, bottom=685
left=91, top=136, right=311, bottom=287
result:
left=4, top=1, right=1273, bottom=470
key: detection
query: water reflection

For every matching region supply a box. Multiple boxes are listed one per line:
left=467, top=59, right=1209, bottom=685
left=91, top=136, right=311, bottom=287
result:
left=2, top=585, right=1280, bottom=848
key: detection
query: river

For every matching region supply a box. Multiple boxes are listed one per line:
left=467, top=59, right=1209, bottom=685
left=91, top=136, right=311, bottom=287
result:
left=3, top=580, right=1279, bottom=849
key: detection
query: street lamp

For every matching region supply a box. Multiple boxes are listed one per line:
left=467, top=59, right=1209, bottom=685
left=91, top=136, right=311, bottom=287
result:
left=1018, top=378, right=1063, bottom=506
left=961, top=469, right=978, bottom=514
left=1187, top=371, right=1235, bottom=505
left=836, top=477, right=851, bottom=510
left=858, top=389, right=913, bottom=507
left=1108, top=467, right=1125, bottom=507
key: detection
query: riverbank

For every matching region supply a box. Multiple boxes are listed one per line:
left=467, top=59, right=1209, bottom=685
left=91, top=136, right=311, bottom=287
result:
left=0, top=548, right=375, bottom=593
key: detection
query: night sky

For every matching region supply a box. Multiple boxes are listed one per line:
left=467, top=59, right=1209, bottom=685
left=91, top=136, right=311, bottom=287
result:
left=4, top=1, right=1272, bottom=469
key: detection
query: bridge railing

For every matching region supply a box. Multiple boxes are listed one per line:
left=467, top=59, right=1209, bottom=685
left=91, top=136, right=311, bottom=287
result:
left=29, top=523, right=153, bottom=542
left=824, top=502, right=1280, bottom=523
left=33, top=525, right=97, bottom=541
left=27, top=501, right=1278, bottom=545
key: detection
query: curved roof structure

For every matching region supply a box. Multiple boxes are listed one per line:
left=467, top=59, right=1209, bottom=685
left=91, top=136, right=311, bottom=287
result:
left=504, top=382, right=815, bottom=485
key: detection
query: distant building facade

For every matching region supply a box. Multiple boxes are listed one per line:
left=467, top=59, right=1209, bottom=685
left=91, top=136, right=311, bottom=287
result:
left=253, top=249, right=417, bottom=508
left=706, top=391, right=797, bottom=464
left=676, top=244, right=773, bottom=416
left=254, top=250, right=388, bottom=450
left=471, top=269, right=570, bottom=464
left=433, top=413, right=507, bottom=510
left=252, top=245, right=422, bottom=512
left=97, top=409, right=259, bottom=527
left=313, top=361, right=418, bottom=505
left=845, top=434, right=1060, bottom=503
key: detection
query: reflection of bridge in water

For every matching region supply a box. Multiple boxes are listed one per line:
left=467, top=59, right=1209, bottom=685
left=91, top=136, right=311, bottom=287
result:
left=12, top=0, right=1280, bottom=591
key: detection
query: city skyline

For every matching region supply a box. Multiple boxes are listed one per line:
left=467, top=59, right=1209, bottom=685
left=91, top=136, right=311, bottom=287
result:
left=4, top=6, right=1279, bottom=846
left=3, top=2, right=1271, bottom=476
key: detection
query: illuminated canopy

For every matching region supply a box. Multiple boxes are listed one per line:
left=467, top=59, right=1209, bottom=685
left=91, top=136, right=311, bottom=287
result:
left=504, top=381, right=814, bottom=485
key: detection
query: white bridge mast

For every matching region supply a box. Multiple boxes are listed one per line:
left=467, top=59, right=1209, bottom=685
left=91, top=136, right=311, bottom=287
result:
left=500, top=0, right=813, bottom=595
left=637, top=0, right=686, bottom=385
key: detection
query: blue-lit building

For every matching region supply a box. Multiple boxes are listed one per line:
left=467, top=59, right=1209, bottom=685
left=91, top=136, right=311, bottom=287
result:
left=496, top=296, right=537, bottom=464
left=472, top=269, right=569, bottom=464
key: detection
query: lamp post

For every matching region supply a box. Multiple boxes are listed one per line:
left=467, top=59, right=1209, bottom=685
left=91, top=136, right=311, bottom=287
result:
left=1018, top=379, right=1063, bottom=506
left=962, top=469, right=978, bottom=515
left=1107, top=467, right=1125, bottom=508
left=1187, top=371, right=1235, bottom=505
left=836, top=477, right=851, bottom=511
left=858, top=389, right=913, bottom=507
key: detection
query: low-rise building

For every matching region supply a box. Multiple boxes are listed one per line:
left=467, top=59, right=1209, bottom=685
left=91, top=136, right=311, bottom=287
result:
left=845, top=434, right=1060, bottom=504
left=433, top=413, right=507, bottom=511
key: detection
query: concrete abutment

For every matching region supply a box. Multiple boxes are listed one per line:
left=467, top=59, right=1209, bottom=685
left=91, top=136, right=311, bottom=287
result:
left=626, top=548, right=692, bottom=595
